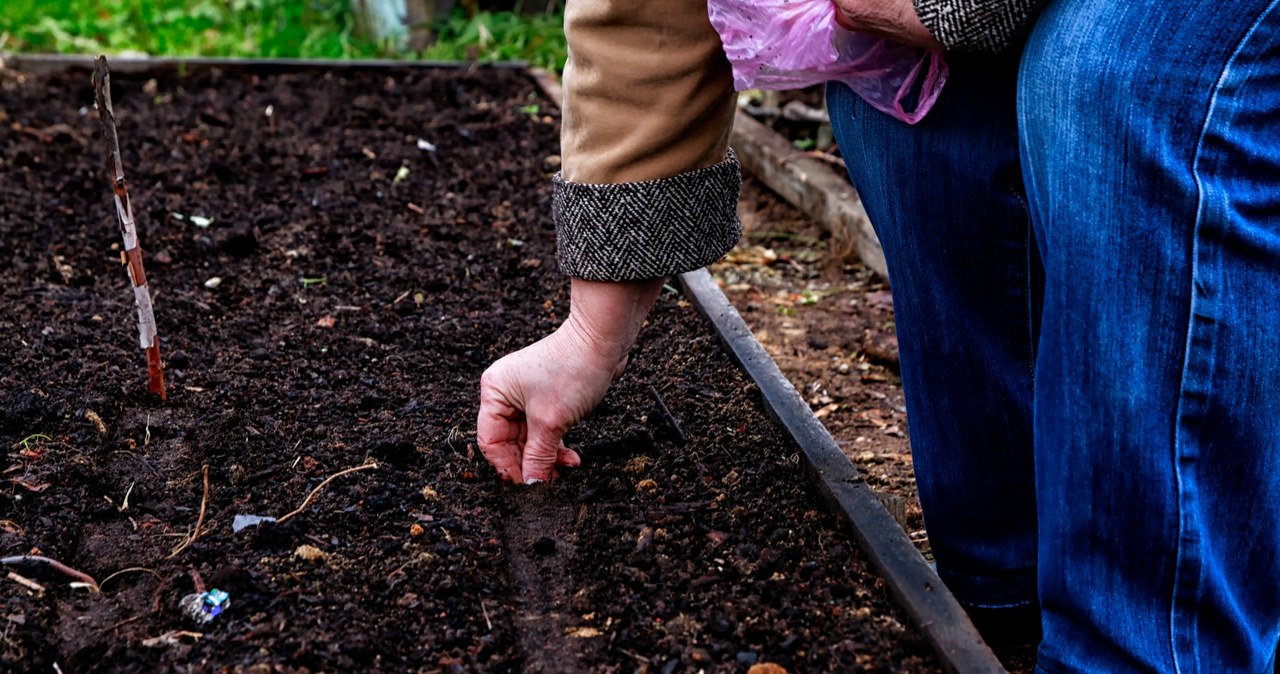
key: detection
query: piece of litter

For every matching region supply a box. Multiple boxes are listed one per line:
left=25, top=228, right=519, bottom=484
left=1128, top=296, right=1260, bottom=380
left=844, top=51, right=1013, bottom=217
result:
left=416, top=138, right=436, bottom=152
left=232, top=514, right=277, bottom=533
left=203, top=277, right=222, bottom=289
left=190, top=215, right=214, bottom=228
left=179, top=589, right=229, bottom=625
left=393, top=166, right=410, bottom=183
left=566, top=626, right=603, bottom=638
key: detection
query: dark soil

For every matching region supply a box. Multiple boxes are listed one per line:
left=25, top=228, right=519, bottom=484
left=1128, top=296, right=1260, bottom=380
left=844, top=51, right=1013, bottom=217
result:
left=0, top=64, right=938, bottom=672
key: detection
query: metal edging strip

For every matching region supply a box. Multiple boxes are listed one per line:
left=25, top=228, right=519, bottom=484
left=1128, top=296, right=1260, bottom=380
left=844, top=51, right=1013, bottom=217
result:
left=0, top=53, right=528, bottom=76
left=678, top=268, right=1007, bottom=674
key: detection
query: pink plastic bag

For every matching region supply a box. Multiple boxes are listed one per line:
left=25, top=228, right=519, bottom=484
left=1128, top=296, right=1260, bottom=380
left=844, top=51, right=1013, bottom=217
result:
left=708, top=0, right=948, bottom=125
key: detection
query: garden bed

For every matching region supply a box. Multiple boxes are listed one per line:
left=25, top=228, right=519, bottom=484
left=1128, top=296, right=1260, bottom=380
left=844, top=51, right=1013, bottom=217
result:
left=0, top=61, right=944, bottom=672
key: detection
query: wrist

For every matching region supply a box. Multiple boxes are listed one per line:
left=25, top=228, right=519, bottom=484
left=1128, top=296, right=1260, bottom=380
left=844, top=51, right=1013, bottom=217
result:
left=834, top=0, right=942, bottom=49
left=564, top=277, right=666, bottom=365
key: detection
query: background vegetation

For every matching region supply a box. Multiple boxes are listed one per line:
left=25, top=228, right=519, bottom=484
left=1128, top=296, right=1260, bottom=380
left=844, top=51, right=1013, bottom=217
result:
left=0, top=0, right=567, bottom=71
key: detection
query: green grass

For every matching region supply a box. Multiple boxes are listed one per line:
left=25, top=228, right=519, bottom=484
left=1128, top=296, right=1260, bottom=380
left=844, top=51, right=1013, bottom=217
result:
left=0, top=1, right=567, bottom=70
left=0, top=0, right=376, bottom=58
left=420, top=10, right=565, bottom=72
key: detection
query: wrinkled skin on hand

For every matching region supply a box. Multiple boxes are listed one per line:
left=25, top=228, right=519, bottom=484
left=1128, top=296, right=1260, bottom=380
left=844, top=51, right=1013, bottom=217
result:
left=833, top=0, right=943, bottom=49
left=476, top=319, right=614, bottom=484
left=477, top=278, right=664, bottom=484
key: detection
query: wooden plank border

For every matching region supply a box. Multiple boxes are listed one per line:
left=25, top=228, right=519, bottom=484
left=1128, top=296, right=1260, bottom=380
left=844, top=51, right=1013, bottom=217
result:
left=729, top=110, right=887, bottom=278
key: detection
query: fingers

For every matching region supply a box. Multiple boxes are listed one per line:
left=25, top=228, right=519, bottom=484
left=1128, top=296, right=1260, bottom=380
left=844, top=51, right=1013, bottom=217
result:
left=477, top=374, right=525, bottom=484
left=477, top=387, right=580, bottom=484
left=557, top=445, right=582, bottom=468
left=521, top=424, right=568, bottom=484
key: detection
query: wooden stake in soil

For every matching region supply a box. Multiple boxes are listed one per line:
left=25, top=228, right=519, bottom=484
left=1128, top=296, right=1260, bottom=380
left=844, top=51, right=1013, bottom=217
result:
left=92, top=55, right=166, bottom=401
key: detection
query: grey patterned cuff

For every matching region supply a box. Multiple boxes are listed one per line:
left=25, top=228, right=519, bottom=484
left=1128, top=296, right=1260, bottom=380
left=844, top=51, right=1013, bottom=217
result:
left=913, top=0, right=1047, bottom=53
left=553, top=151, right=743, bottom=281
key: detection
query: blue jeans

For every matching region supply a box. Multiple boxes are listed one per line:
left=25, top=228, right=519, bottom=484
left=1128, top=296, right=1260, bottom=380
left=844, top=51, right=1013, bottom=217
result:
left=828, top=0, right=1280, bottom=671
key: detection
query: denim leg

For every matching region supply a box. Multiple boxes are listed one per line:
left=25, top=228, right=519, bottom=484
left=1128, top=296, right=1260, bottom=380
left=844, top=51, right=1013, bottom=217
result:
left=1020, top=0, right=1280, bottom=671
left=827, top=48, right=1040, bottom=608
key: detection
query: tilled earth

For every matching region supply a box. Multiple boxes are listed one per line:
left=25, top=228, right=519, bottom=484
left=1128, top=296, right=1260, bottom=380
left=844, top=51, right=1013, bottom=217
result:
left=712, top=179, right=920, bottom=547
left=0, top=64, right=938, bottom=672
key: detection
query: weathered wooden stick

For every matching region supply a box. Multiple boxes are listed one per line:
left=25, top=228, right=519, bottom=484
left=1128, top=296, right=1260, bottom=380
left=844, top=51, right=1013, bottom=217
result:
left=93, top=55, right=166, bottom=400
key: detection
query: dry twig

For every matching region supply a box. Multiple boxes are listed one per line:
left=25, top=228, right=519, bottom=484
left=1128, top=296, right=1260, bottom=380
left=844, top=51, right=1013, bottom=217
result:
left=0, top=555, right=100, bottom=591
left=648, top=385, right=689, bottom=445
left=168, top=465, right=210, bottom=559
left=141, top=630, right=203, bottom=648
left=7, top=570, right=46, bottom=593
left=277, top=461, right=379, bottom=524
left=188, top=567, right=206, bottom=594
left=92, top=55, right=166, bottom=400
left=778, top=149, right=847, bottom=170
left=99, top=566, right=160, bottom=591
left=103, top=615, right=143, bottom=632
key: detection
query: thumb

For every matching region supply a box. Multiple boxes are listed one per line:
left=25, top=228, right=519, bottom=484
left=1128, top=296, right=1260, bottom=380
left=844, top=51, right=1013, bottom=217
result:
left=522, top=424, right=565, bottom=484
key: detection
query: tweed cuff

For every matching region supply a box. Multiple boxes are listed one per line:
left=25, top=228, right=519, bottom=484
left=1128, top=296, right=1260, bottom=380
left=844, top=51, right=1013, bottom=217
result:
left=553, top=150, right=742, bottom=281
left=913, top=0, right=1047, bottom=53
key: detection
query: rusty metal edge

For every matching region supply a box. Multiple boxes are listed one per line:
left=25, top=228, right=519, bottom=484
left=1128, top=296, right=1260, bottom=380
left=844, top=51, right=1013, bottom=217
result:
left=678, top=269, right=1006, bottom=674
left=526, top=64, right=1005, bottom=674
left=0, top=53, right=527, bottom=76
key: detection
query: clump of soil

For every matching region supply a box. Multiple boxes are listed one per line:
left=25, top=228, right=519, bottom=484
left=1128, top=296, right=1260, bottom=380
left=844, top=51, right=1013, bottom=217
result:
left=0, top=65, right=937, bottom=672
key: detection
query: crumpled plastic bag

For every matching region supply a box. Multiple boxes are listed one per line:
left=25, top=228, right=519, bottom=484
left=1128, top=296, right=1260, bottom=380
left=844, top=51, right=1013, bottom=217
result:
left=708, top=0, right=948, bottom=124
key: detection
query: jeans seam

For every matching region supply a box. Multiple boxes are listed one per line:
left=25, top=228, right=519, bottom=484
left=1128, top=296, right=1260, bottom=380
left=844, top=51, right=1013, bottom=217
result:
left=1021, top=199, right=1036, bottom=390
left=1172, top=3, right=1280, bottom=671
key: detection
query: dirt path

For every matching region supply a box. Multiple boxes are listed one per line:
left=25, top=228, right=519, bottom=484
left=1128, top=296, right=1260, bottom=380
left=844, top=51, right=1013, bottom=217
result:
left=501, top=489, right=596, bottom=673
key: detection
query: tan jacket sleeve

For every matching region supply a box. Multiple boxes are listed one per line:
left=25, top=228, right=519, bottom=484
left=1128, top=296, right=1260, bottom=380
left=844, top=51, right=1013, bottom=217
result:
left=553, top=0, right=742, bottom=281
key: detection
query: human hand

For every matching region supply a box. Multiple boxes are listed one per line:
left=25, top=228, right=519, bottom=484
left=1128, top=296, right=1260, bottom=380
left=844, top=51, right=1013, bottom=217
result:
left=477, top=278, right=664, bottom=484
left=833, top=0, right=943, bottom=49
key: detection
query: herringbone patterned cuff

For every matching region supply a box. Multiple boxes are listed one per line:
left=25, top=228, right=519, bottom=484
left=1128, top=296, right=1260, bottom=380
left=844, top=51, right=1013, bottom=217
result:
left=913, top=0, right=1046, bottom=52
left=554, top=151, right=743, bottom=281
